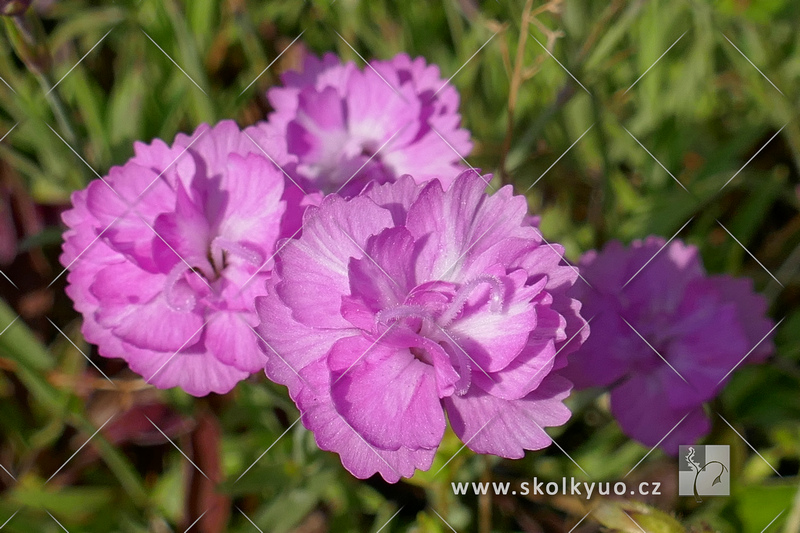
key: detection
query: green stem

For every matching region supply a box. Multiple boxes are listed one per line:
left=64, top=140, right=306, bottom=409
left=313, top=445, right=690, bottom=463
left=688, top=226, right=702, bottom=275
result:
left=590, top=94, right=612, bottom=245
left=3, top=11, right=80, bottom=144
left=36, top=71, right=80, bottom=144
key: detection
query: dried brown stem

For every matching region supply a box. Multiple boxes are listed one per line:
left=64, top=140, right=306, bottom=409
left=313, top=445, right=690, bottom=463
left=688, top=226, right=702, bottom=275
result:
left=498, top=0, right=564, bottom=186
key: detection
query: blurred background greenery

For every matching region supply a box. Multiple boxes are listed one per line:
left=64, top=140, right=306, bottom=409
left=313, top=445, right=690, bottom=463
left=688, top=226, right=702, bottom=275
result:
left=0, top=0, right=799, bottom=531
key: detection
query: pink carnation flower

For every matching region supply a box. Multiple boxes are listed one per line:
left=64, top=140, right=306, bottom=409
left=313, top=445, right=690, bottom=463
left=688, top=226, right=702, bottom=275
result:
left=563, top=237, right=775, bottom=453
left=253, top=52, right=473, bottom=198
left=255, top=172, right=588, bottom=482
left=61, top=121, right=287, bottom=396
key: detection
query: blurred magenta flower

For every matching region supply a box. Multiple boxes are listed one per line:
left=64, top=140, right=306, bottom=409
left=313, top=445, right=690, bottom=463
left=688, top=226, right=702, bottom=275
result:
left=563, top=237, right=775, bottom=453
left=0, top=0, right=31, bottom=16
left=256, top=172, right=588, bottom=482
left=61, top=121, right=287, bottom=396
left=252, top=52, right=473, bottom=198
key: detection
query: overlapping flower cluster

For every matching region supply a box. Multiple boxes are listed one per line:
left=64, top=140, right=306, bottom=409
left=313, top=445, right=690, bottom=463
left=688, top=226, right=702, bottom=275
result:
left=61, top=51, right=775, bottom=481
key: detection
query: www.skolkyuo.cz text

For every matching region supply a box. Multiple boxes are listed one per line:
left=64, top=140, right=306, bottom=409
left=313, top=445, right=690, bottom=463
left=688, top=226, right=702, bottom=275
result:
left=452, top=478, right=662, bottom=499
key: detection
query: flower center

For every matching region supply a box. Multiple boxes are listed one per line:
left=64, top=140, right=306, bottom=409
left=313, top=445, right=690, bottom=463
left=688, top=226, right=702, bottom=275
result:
left=436, top=275, right=504, bottom=326
left=163, top=236, right=263, bottom=312
left=372, top=275, right=505, bottom=396
left=210, top=236, right=262, bottom=274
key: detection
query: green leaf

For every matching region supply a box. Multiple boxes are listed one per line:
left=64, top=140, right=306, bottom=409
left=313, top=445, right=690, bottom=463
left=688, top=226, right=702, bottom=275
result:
left=0, top=299, right=54, bottom=372
left=593, top=500, right=686, bottom=533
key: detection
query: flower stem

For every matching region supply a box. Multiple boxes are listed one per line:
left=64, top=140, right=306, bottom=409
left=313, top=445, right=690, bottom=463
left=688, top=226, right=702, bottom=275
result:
left=479, top=455, right=492, bottom=533
left=3, top=11, right=79, bottom=144
left=37, top=71, right=80, bottom=144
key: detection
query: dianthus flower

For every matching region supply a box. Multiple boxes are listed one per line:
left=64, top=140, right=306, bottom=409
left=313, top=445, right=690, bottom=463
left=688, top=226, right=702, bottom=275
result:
left=61, top=121, right=287, bottom=396
left=255, top=172, right=589, bottom=482
left=251, top=52, right=472, bottom=198
left=562, top=237, right=775, bottom=452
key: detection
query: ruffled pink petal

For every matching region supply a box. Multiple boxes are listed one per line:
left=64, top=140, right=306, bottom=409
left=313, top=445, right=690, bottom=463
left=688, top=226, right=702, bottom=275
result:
left=446, top=269, right=541, bottom=373
left=707, top=275, right=775, bottom=363
left=290, top=86, right=348, bottom=164
left=561, top=308, right=643, bottom=389
left=152, top=180, right=211, bottom=270
left=444, top=374, right=572, bottom=458
left=275, top=195, right=393, bottom=328
left=345, top=68, right=421, bottom=149
left=217, top=152, right=285, bottom=245
left=610, top=375, right=710, bottom=455
left=124, top=342, right=251, bottom=397
left=84, top=164, right=173, bottom=271
left=406, top=173, right=529, bottom=283
left=97, top=295, right=204, bottom=353
left=255, top=283, right=356, bottom=390
left=347, top=227, right=418, bottom=311
left=361, top=174, right=422, bottom=225
left=382, top=128, right=470, bottom=186
left=620, top=238, right=704, bottom=313
left=295, top=358, right=437, bottom=483
left=179, top=120, right=262, bottom=177
left=472, top=338, right=557, bottom=401
left=267, top=53, right=352, bottom=132
left=205, top=311, right=265, bottom=373
left=328, top=336, right=445, bottom=450
left=665, top=281, right=750, bottom=394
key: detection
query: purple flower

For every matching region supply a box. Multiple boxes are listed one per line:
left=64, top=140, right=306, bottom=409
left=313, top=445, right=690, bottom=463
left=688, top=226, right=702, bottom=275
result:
left=255, top=172, right=588, bottom=482
left=252, top=52, right=473, bottom=198
left=562, top=237, right=775, bottom=453
left=61, top=121, right=287, bottom=396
